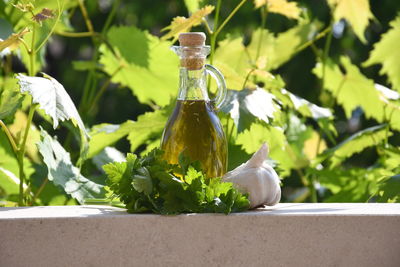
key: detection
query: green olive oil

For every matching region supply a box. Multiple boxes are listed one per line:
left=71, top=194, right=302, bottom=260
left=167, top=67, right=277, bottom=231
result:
left=161, top=100, right=227, bottom=178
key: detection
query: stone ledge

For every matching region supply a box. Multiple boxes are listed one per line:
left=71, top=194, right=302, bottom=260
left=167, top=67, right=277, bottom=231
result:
left=1, top=203, right=400, bottom=267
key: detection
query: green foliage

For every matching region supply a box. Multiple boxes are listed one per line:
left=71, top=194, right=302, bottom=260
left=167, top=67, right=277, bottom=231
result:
left=321, top=125, right=391, bottom=167
left=374, top=175, right=400, bottom=203
left=364, top=16, right=400, bottom=91
left=0, top=0, right=399, bottom=208
left=37, top=128, right=105, bottom=204
left=184, top=0, right=200, bottom=13
left=0, top=132, right=34, bottom=198
left=16, top=73, right=86, bottom=133
left=16, top=73, right=89, bottom=162
left=103, top=149, right=250, bottom=214
left=88, top=108, right=168, bottom=158
left=214, top=20, right=320, bottom=90
left=221, top=88, right=280, bottom=132
left=0, top=85, right=23, bottom=120
left=313, top=57, right=383, bottom=120
left=99, top=26, right=179, bottom=106
left=327, top=0, right=374, bottom=43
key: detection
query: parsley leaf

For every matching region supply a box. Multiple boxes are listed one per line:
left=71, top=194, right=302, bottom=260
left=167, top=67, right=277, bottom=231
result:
left=103, top=148, right=250, bottom=214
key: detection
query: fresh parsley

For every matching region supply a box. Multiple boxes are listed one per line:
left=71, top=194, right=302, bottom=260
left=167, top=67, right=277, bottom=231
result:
left=103, top=149, right=250, bottom=214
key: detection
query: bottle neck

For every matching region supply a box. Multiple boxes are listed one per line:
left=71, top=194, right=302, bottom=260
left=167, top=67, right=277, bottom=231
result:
left=178, top=67, right=209, bottom=101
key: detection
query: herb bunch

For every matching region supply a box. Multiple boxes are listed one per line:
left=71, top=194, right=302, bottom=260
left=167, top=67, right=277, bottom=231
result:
left=103, top=149, right=250, bottom=214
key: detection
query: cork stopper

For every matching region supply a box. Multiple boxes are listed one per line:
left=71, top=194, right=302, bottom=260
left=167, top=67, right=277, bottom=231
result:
left=178, top=32, right=207, bottom=70
left=179, top=32, right=206, bottom=46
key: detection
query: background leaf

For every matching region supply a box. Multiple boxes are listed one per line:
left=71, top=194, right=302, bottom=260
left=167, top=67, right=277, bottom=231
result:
left=0, top=80, right=23, bottom=120
left=184, top=0, right=200, bottom=13
left=327, top=0, right=374, bottom=43
left=16, top=73, right=86, bottom=133
left=375, top=175, right=400, bottom=203
left=313, top=57, right=384, bottom=121
left=254, top=0, right=301, bottom=20
left=37, top=129, right=105, bottom=204
left=100, top=26, right=179, bottom=106
left=161, top=5, right=214, bottom=41
left=364, top=16, right=400, bottom=92
left=322, top=125, right=391, bottom=167
left=221, top=88, right=280, bottom=132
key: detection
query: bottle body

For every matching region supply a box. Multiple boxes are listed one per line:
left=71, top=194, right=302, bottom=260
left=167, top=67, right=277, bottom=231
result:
left=161, top=99, right=227, bottom=178
left=161, top=32, right=228, bottom=178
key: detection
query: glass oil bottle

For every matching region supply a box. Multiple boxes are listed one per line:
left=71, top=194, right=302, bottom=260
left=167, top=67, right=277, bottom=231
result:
left=161, top=32, right=228, bottom=178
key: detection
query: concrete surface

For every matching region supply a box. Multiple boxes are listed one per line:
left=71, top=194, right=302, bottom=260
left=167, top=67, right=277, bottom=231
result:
left=0, top=203, right=399, bottom=267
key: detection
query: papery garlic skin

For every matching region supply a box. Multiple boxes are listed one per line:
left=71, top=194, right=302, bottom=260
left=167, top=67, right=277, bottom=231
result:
left=223, top=143, right=281, bottom=208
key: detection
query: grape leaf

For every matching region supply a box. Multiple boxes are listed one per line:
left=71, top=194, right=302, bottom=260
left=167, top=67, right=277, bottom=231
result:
left=16, top=73, right=87, bottom=133
left=214, top=20, right=320, bottom=86
left=250, top=22, right=320, bottom=70
left=37, top=128, right=105, bottom=204
left=99, top=26, right=179, bottom=106
left=0, top=28, right=29, bottom=52
left=364, top=16, right=400, bottom=92
left=327, top=0, right=374, bottom=43
left=88, top=122, right=134, bottom=158
left=88, top=108, right=168, bottom=158
left=313, top=57, right=384, bottom=121
left=16, top=73, right=89, bottom=161
left=126, top=109, right=167, bottom=152
left=184, top=0, right=200, bottom=13
left=321, top=125, right=391, bottom=167
left=281, top=88, right=332, bottom=119
left=309, top=167, right=380, bottom=202
left=161, top=5, right=214, bottom=41
left=0, top=86, right=23, bottom=120
left=254, top=0, right=301, bottom=20
left=235, top=122, right=295, bottom=176
left=374, top=175, right=400, bottom=203
left=221, top=88, right=280, bottom=132
left=92, top=147, right=126, bottom=172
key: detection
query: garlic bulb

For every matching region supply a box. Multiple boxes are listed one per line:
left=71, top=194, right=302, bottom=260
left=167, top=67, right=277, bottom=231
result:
left=223, top=143, right=281, bottom=208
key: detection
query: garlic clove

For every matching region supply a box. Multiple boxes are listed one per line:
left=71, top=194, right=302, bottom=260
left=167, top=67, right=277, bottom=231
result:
left=245, top=143, right=269, bottom=169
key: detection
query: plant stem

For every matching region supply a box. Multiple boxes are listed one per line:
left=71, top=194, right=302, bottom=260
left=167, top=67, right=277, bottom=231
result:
left=18, top=35, right=31, bottom=54
left=78, top=0, right=120, bottom=113
left=57, top=31, right=98, bottom=38
left=209, top=0, right=222, bottom=65
left=17, top=103, right=37, bottom=206
left=202, top=18, right=213, bottom=35
left=29, top=23, right=36, bottom=76
left=0, top=120, right=19, bottom=157
left=30, top=177, right=48, bottom=205
left=101, top=0, right=121, bottom=36
left=228, top=122, right=235, bottom=143
left=308, top=175, right=317, bottom=202
left=214, top=0, right=248, bottom=37
left=307, top=24, right=333, bottom=203
left=88, top=65, right=122, bottom=113
left=321, top=23, right=333, bottom=89
left=241, top=68, right=255, bottom=90
left=295, top=26, right=332, bottom=54
left=255, top=7, right=267, bottom=61
left=19, top=104, right=37, bottom=153
left=78, top=0, right=94, bottom=34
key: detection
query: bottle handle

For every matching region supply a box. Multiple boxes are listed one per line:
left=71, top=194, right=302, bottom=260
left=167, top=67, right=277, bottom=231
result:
left=205, top=64, right=227, bottom=110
